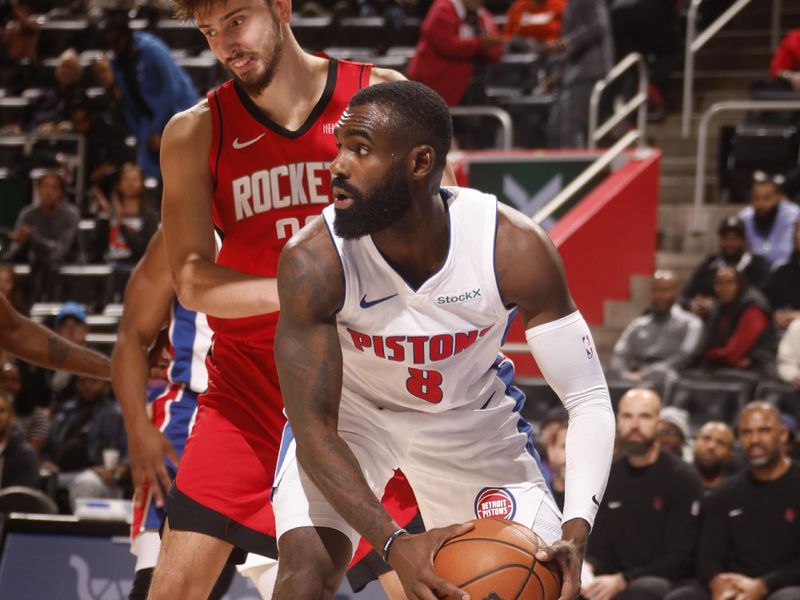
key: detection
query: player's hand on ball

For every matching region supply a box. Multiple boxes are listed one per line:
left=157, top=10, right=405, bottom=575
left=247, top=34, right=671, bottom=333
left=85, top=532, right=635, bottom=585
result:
left=535, top=539, right=583, bottom=600
left=129, top=421, right=179, bottom=508
left=388, top=522, right=475, bottom=600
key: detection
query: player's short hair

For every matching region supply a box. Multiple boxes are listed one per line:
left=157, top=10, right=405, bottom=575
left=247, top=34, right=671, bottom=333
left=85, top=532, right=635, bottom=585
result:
left=171, top=0, right=271, bottom=21
left=348, top=80, right=453, bottom=171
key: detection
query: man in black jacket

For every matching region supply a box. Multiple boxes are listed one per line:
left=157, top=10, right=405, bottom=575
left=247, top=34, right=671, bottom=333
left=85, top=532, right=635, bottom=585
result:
left=667, top=402, right=800, bottom=600
left=0, top=390, right=40, bottom=490
left=584, top=388, right=704, bottom=600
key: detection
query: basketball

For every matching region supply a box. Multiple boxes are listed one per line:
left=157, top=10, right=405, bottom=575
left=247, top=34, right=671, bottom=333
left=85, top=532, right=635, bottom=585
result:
left=433, top=518, right=562, bottom=600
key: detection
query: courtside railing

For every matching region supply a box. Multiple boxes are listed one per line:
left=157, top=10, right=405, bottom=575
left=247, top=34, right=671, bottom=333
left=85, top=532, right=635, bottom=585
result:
left=588, top=52, right=648, bottom=150
left=450, top=106, right=514, bottom=150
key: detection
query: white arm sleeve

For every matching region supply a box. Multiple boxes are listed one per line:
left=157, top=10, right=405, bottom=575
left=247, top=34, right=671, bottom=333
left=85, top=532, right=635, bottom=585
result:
left=525, top=310, right=615, bottom=529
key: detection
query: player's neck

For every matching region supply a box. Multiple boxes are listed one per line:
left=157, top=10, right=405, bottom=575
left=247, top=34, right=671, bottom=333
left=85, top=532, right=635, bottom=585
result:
left=246, top=42, right=328, bottom=130
left=371, top=194, right=450, bottom=289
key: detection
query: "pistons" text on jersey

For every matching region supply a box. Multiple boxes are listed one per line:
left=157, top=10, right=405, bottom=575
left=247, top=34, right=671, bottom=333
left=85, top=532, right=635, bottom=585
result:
left=232, top=162, right=332, bottom=221
left=346, top=325, right=495, bottom=365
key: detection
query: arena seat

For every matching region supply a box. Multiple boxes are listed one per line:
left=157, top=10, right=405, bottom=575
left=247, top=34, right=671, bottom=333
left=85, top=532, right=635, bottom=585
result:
left=335, top=16, right=388, bottom=49
left=0, top=136, right=26, bottom=166
left=0, top=486, right=59, bottom=515
left=291, top=16, right=334, bottom=51
left=666, top=378, right=752, bottom=433
left=0, top=97, right=30, bottom=128
left=37, top=19, right=91, bottom=58
left=395, top=17, right=421, bottom=47
left=156, top=19, right=206, bottom=56
left=753, top=380, right=800, bottom=422
left=494, top=94, right=554, bottom=148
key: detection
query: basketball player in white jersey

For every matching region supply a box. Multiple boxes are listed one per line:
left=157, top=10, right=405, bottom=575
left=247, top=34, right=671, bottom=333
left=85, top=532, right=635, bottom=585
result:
left=272, top=80, right=616, bottom=600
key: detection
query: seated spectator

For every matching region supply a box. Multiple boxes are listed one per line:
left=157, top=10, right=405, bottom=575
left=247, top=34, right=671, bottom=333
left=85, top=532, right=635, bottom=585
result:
left=657, top=406, right=690, bottom=461
left=0, top=262, right=26, bottom=314
left=101, top=12, right=198, bottom=179
left=0, top=389, right=40, bottom=489
left=691, top=421, right=735, bottom=493
left=90, top=56, right=129, bottom=135
left=541, top=419, right=566, bottom=511
left=407, top=0, right=503, bottom=147
left=777, top=318, right=800, bottom=391
left=609, top=271, right=703, bottom=392
left=782, top=414, right=799, bottom=460
left=682, top=216, right=771, bottom=320
left=90, top=163, right=159, bottom=301
left=545, top=0, right=614, bottom=148
left=42, top=375, right=127, bottom=509
left=770, top=28, right=800, bottom=91
left=67, top=95, right=132, bottom=213
left=765, top=219, right=800, bottom=330
left=46, top=302, right=89, bottom=407
left=2, top=171, right=80, bottom=305
left=703, top=265, right=776, bottom=379
left=583, top=388, right=703, bottom=600
left=0, top=0, right=40, bottom=96
left=28, top=47, right=86, bottom=134
left=504, top=0, right=566, bottom=46
left=738, top=171, right=800, bottom=269
left=668, top=402, right=800, bottom=600
left=0, top=361, right=49, bottom=453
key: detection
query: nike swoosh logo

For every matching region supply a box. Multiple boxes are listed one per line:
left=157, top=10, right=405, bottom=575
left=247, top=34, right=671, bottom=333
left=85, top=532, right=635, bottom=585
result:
left=592, top=494, right=600, bottom=507
left=608, top=501, right=622, bottom=509
left=232, top=133, right=265, bottom=149
left=359, top=293, right=398, bottom=309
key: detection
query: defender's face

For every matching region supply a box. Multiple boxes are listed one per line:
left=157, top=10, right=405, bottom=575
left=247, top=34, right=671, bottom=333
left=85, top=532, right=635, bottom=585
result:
left=197, top=0, right=284, bottom=96
left=329, top=104, right=413, bottom=239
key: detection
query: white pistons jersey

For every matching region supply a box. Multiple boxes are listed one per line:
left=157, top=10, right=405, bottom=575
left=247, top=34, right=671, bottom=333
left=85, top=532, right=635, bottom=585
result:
left=321, top=187, right=514, bottom=413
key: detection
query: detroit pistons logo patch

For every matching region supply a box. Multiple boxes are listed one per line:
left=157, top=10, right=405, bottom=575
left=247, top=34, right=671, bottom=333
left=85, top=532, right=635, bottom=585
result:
left=474, top=487, right=516, bottom=520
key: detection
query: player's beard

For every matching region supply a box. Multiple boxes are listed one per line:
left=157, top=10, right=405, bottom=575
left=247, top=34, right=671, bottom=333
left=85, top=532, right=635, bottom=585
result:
left=693, top=457, right=724, bottom=480
left=227, top=12, right=284, bottom=97
left=620, top=431, right=656, bottom=457
left=332, top=165, right=413, bottom=240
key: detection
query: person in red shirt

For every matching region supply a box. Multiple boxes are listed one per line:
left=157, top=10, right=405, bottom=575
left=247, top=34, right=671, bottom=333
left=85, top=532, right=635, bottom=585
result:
left=770, top=28, right=800, bottom=90
left=704, top=265, right=777, bottom=377
left=407, top=0, right=504, bottom=107
left=504, top=0, right=566, bottom=45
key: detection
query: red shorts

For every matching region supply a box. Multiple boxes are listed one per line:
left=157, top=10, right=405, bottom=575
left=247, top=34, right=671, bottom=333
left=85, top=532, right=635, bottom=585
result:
left=171, top=335, right=284, bottom=553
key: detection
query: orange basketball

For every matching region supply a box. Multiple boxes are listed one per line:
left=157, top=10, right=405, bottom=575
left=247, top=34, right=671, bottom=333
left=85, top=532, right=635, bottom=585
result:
left=433, top=518, right=562, bottom=600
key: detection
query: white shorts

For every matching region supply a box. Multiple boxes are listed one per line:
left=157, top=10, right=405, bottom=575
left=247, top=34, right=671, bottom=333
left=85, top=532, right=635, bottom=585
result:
left=273, top=386, right=561, bottom=555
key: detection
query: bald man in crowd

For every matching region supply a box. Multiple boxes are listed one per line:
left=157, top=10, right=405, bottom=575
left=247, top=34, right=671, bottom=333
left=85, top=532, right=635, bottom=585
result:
left=609, top=271, right=703, bottom=393
left=584, top=388, right=704, bottom=600
left=668, top=403, right=800, bottom=600
left=692, top=421, right=736, bottom=492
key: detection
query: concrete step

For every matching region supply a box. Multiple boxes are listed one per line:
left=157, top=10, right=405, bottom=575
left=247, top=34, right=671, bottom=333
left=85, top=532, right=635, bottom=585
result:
left=604, top=298, right=649, bottom=330
left=660, top=156, right=714, bottom=177
left=656, top=251, right=707, bottom=281
left=657, top=204, right=746, bottom=253
left=695, top=51, right=772, bottom=71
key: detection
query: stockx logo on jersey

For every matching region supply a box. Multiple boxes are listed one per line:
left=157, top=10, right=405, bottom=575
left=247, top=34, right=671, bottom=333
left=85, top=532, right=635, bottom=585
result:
left=435, top=288, right=482, bottom=305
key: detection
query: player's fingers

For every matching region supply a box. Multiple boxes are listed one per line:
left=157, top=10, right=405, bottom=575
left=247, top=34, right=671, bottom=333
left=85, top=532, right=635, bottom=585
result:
left=147, top=466, right=166, bottom=508
left=439, top=521, right=474, bottom=545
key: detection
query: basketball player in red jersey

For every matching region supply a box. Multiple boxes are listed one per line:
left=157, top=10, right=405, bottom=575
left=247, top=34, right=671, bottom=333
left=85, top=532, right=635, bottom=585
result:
left=150, top=0, right=409, bottom=597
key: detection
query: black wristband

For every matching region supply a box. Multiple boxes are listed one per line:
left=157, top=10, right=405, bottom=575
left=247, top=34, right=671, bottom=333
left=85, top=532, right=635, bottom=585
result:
left=381, top=527, right=408, bottom=563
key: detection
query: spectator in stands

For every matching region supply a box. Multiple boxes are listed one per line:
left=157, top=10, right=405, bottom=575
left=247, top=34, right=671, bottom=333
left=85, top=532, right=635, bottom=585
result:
left=100, top=11, right=198, bottom=179
left=667, top=402, right=800, bottom=600
left=0, top=263, right=26, bottom=314
left=682, top=216, right=771, bottom=320
left=770, top=28, right=800, bottom=91
left=28, top=47, right=86, bottom=134
left=46, top=302, right=89, bottom=407
left=406, top=0, right=503, bottom=110
left=703, top=265, right=776, bottom=378
left=541, top=419, right=566, bottom=511
left=584, top=388, right=703, bottom=600
left=504, top=0, right=566, bottom=46
left=0, top=361, right=49, bottom=454
left=544, top=0, right=614, bottom=148
left=0, top=0, right=40, bottom=96
left=658, top=406, right=690, bottom=461
left=738, top=171, right=800, bottom=268
left=90, top=56, right=129, bottom=133
left=0, top=389, right=40, bottom=489
left=91, top=163, right=159, bottom=301
left=781, top=414, right=798, bottom=460
left=42, top=375, right=128, bottom=509
left=68, top=95, right=132, bottom=212
left=691, top=420, right=735, bottom=493
left=609, top=271, right=703, bottom=392
left=766, top=220, right=800, bottom=330
left=3, top=171, right=80, bottom=305
left=778, top=318, right=800, bottom=391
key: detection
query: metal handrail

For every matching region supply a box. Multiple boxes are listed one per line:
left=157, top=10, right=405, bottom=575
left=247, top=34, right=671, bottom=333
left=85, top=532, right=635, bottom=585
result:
left=533, top=129, right=641, bottom=224
left=772, top=0, right=782, bottom=50
left=449, top=106, right=513, bottom=150
left=588, top=53, right=648, bottom=149
left=692, top=100, right=800, bottom=223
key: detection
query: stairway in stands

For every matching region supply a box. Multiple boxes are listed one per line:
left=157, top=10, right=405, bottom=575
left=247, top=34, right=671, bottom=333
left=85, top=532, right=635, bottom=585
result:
left=590, top=1, right=800, bottom=364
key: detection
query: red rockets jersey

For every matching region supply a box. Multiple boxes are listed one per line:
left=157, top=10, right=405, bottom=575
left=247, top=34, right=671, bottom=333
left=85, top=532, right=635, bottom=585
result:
left=207, top=58, right=372, bottom=344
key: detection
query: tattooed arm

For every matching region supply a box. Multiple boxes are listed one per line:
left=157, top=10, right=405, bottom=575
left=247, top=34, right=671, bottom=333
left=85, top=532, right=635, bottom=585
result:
left=0, top=293, right=110, bottom=379
left=275, top=220, right=471, bottom=600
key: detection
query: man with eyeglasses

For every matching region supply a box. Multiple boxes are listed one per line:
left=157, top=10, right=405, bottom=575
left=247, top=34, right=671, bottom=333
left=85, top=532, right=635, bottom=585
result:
left=738, top=171, right=800, bottom=268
